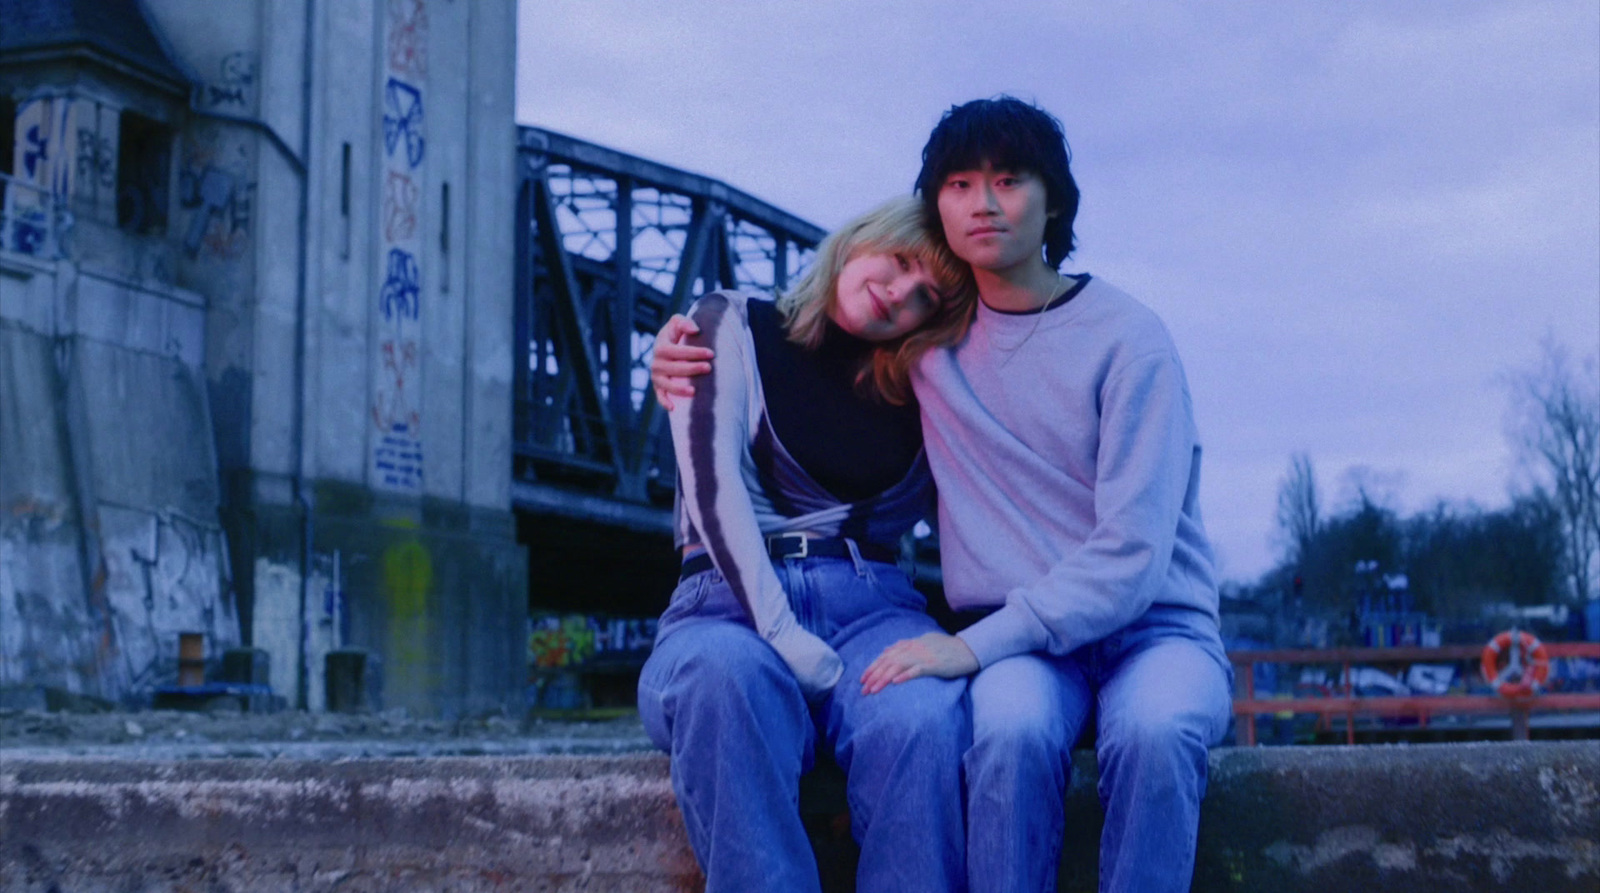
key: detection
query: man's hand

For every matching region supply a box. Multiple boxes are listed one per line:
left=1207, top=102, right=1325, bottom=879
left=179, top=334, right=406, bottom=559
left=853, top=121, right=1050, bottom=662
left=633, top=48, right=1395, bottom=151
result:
left=860, top=632, right=980, bottom=694
left=650, top=314, right=714, bottom=410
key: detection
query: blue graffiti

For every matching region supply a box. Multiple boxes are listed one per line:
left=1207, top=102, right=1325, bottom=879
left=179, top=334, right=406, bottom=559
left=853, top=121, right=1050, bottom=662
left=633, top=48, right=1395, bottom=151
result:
left=180, top=166, right=238, bottom=256
left=9, top=209, right=47, bottom=255
left=382, top=78, right=425, bottom=169
left=380, top=248, right=421, bottom=320
left=22, top=125, right=49, bottom=178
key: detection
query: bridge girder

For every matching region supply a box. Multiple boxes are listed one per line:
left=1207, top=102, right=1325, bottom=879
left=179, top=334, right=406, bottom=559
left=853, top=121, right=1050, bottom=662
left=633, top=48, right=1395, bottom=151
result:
left=513, top=127, right=825, bottom=525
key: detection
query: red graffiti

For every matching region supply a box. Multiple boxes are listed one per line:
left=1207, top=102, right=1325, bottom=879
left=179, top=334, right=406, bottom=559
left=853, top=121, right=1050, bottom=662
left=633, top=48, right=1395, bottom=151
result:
left=387, top=0, right=428, bottom=80
left=372, top=338, right=421, bottom=433
left=383, top=170, right=419, bottom=243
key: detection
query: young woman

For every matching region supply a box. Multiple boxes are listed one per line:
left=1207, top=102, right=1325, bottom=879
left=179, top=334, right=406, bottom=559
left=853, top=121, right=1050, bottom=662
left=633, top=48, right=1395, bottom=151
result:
left=638, top=195, right=976, bottom=893
left=659, top=98, right=1232, bottom=893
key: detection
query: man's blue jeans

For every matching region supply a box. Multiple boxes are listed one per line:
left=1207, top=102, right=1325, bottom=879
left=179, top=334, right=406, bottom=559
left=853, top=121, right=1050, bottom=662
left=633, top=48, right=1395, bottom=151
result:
left=965, top=605, right=1233, bottom=893
left=638, top=547, right=969, bottom=893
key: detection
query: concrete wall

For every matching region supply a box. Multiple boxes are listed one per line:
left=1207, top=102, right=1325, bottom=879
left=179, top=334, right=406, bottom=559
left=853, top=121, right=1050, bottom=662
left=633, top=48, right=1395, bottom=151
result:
left=4, top=0, right=525, bottom=716
left=1, top=251, right=236, bottom=704
left=1, top=742, right=1595, bottom=892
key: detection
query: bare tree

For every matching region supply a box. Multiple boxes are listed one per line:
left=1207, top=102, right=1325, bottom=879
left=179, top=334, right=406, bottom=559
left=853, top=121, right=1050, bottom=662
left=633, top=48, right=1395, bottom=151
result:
left=1504, top=337, right=1600, bottom=603
left=1276, top=452, right=1321, bottom=566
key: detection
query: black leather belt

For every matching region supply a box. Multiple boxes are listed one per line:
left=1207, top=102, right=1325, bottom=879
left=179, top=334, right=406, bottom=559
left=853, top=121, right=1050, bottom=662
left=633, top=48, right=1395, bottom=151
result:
left=680, top=534, right=898, bottom=579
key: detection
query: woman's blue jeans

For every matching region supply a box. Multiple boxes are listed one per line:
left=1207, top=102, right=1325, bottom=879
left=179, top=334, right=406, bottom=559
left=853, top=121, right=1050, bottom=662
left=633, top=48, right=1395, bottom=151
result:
left=638, top=546, right=970, bottom=893
left=965, top=605, right=1234, bottom=893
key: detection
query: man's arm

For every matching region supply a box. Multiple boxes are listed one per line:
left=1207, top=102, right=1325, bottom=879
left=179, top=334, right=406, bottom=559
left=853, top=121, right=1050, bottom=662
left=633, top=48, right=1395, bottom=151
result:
left=651, top=314, right=712, bottom=410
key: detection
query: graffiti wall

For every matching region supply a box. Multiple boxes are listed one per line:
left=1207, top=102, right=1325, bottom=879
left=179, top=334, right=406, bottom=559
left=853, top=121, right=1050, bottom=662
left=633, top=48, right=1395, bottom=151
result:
left=3, top=96, right=76, bottom=257
left=179, top=123, right=256, bottom=262
left=371, top=0, right=428, bottom=492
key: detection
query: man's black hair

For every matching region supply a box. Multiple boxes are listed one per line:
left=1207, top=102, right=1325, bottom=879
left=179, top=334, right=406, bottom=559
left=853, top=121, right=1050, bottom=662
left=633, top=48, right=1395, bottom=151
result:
left=914, top=96, right=1079, bottom=268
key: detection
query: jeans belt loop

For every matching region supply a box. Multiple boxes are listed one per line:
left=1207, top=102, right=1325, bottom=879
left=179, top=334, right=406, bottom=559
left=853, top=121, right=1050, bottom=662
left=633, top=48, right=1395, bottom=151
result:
left=843, top=537, right=868, bottom=577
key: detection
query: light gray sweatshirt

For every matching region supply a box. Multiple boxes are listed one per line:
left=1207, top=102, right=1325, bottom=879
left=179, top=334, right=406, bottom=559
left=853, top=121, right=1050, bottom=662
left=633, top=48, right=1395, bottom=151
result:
left=912, top=276, right=1220, bottom=668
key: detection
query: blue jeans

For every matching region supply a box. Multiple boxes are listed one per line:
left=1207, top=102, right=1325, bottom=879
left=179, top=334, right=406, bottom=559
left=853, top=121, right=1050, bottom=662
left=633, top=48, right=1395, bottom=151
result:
left=638, top=547, right=969, bottom=893
left=965, top=605, right=1233, bottom=893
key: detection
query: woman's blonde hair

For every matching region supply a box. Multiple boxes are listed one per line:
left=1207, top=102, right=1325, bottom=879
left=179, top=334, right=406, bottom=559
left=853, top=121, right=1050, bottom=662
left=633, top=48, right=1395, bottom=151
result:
left=775, top=195, right=975, bottom=404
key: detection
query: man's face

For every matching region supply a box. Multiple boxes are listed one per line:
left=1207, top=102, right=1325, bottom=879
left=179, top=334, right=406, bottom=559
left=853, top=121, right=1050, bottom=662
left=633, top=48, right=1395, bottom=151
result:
left=935, top=162, right=1052, bottom=275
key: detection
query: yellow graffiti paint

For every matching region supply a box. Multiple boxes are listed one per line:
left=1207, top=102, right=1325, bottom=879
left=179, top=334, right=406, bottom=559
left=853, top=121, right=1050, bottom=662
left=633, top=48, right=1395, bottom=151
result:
left=382, top=538, right=434, bottom=710
left=383, top=539, right=432, bottom=620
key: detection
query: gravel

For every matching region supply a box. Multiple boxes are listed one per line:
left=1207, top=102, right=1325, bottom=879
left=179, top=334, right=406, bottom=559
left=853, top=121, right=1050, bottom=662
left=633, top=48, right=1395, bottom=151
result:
left=0, top=706, right=654, bottom=760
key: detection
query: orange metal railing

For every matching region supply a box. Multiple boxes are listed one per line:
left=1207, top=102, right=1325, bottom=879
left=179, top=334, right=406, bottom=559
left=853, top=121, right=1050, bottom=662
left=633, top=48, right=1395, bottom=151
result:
left=1229, top=642, right=1600, bottom=745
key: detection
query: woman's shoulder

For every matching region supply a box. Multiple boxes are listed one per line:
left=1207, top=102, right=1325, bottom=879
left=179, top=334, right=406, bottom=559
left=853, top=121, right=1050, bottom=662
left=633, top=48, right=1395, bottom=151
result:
left=682, top=290, right=762, bottom=348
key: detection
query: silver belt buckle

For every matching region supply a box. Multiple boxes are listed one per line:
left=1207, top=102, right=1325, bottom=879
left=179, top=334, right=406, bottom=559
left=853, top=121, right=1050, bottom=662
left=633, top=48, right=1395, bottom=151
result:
left=768, top=532, right=809, bottom=559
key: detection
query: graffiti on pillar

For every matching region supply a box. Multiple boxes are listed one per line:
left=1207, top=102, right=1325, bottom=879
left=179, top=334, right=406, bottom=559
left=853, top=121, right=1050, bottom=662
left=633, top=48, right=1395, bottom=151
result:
left=4, top=97, right=75, bottom=256
left=371, top=7, right=428, bottom=493
left=382, top=535, right=434, bottom=704
left=75, top=128, right=115, bottom=192
left=382, top=79, right=426, bottom=170
left=387, top=0, right=428, bottom=81
left=382, top=171, right=419, bottom=242
left=179, top=129, right=255, bottom=260
left=379, top=249, right=421, bottom=320
left=204, top=52, right=256, bottom=109
left=372, top=338, right=422, bottom=484
left=22, top=124, right=49, bottom=179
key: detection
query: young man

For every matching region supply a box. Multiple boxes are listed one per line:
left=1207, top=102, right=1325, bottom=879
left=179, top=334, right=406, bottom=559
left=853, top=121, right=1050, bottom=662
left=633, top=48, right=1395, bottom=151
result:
left=858, top=97, right=1233, bottom=893
left=655, top=97, right=1232, bottom=892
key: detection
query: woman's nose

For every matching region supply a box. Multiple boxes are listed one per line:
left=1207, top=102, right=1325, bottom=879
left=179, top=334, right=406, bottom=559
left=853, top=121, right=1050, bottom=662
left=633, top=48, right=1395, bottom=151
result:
left=887, top=274, right=917, bottom=303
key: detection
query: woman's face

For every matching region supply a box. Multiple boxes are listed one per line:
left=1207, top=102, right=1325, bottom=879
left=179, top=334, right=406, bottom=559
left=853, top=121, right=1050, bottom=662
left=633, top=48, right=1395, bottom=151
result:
left=828, top=250, right=945, bottom=341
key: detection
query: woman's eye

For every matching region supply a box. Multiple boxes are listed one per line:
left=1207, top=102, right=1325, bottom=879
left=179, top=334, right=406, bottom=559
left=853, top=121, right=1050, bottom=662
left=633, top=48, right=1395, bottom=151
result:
left=895, top=253, right=911, bottom=271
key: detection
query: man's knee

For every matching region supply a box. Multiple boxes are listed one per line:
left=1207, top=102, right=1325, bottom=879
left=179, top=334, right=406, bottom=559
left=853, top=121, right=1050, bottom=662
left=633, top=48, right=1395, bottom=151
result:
left=1100, top=708, right=1211, bottom=771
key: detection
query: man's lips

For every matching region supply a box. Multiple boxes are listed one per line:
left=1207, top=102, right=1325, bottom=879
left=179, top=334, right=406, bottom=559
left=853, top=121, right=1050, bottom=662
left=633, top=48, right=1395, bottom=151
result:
left=967, top=225, right=1006, bottom=237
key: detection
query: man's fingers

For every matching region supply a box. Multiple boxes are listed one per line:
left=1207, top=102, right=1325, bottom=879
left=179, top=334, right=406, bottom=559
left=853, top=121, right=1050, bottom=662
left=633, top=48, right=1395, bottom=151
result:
left=655, top=358, right=712, bottom=377
left=661, top=314, right=700, bottom=343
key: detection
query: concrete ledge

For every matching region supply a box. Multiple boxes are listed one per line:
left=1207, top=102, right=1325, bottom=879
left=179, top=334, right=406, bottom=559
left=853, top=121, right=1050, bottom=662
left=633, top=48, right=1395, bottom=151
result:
left=1, top=753, right=699, bottom=892
left=3, top=742, right=1597, bottom=892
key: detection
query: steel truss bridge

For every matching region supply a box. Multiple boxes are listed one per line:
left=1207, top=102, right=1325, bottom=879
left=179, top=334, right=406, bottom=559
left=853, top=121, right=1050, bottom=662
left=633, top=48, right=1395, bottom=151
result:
left=512, top=127, right=825, bottom=533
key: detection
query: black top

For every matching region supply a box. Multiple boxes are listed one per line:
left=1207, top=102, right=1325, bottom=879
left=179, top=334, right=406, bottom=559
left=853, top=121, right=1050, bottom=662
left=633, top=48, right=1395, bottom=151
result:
left=747, top=300, right=923, bottom=503
left=985, top=274, right=1092, bottom=315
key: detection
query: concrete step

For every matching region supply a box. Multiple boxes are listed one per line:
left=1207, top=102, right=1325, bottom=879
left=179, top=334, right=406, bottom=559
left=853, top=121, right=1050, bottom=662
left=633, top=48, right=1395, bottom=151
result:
left=2, top=741, right=1596, bottom=892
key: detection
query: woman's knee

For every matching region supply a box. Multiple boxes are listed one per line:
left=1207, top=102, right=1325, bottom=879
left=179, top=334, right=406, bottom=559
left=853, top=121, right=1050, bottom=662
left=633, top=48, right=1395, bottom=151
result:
left=648, top=624, right=806, bottom=726
left=852, top=678, right=969, bottom=758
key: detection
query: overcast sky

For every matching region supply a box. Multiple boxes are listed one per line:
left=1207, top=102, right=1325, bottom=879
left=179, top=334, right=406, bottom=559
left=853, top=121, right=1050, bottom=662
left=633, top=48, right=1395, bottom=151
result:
left=515, top=1, right=1600, bottom=583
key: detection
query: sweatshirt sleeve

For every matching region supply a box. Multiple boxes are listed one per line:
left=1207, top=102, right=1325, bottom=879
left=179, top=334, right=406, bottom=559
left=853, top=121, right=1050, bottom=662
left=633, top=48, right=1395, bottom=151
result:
left=957, top=348, right=1198, bottom=667
left=667, top=294, right=843, bottom=696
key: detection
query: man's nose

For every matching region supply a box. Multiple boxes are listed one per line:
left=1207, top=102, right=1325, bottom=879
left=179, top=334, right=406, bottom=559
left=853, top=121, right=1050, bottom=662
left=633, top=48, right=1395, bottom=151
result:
left=978, top=182, right=1001, bottom=213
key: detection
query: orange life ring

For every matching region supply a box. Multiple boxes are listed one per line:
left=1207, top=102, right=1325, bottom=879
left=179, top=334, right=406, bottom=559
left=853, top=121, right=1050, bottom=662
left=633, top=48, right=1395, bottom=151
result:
left=1480, top=630, right=1551, bottom=698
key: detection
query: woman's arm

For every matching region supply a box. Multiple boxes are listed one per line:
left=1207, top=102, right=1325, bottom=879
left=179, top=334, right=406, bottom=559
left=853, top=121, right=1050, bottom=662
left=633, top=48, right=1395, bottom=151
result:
left=669, top=295, right=843, bottom=697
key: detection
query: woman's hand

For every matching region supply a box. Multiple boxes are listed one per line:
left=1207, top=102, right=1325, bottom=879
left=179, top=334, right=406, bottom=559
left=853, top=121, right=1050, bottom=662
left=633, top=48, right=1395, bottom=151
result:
left=650, top=314, right=715, bottom=410
left=860, top=632, right=980, bottom=694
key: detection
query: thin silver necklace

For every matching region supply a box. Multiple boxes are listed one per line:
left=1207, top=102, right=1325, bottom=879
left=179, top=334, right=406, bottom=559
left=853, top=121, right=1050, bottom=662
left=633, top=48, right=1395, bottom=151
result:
left=993, top=273, right=1069, bottom=360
